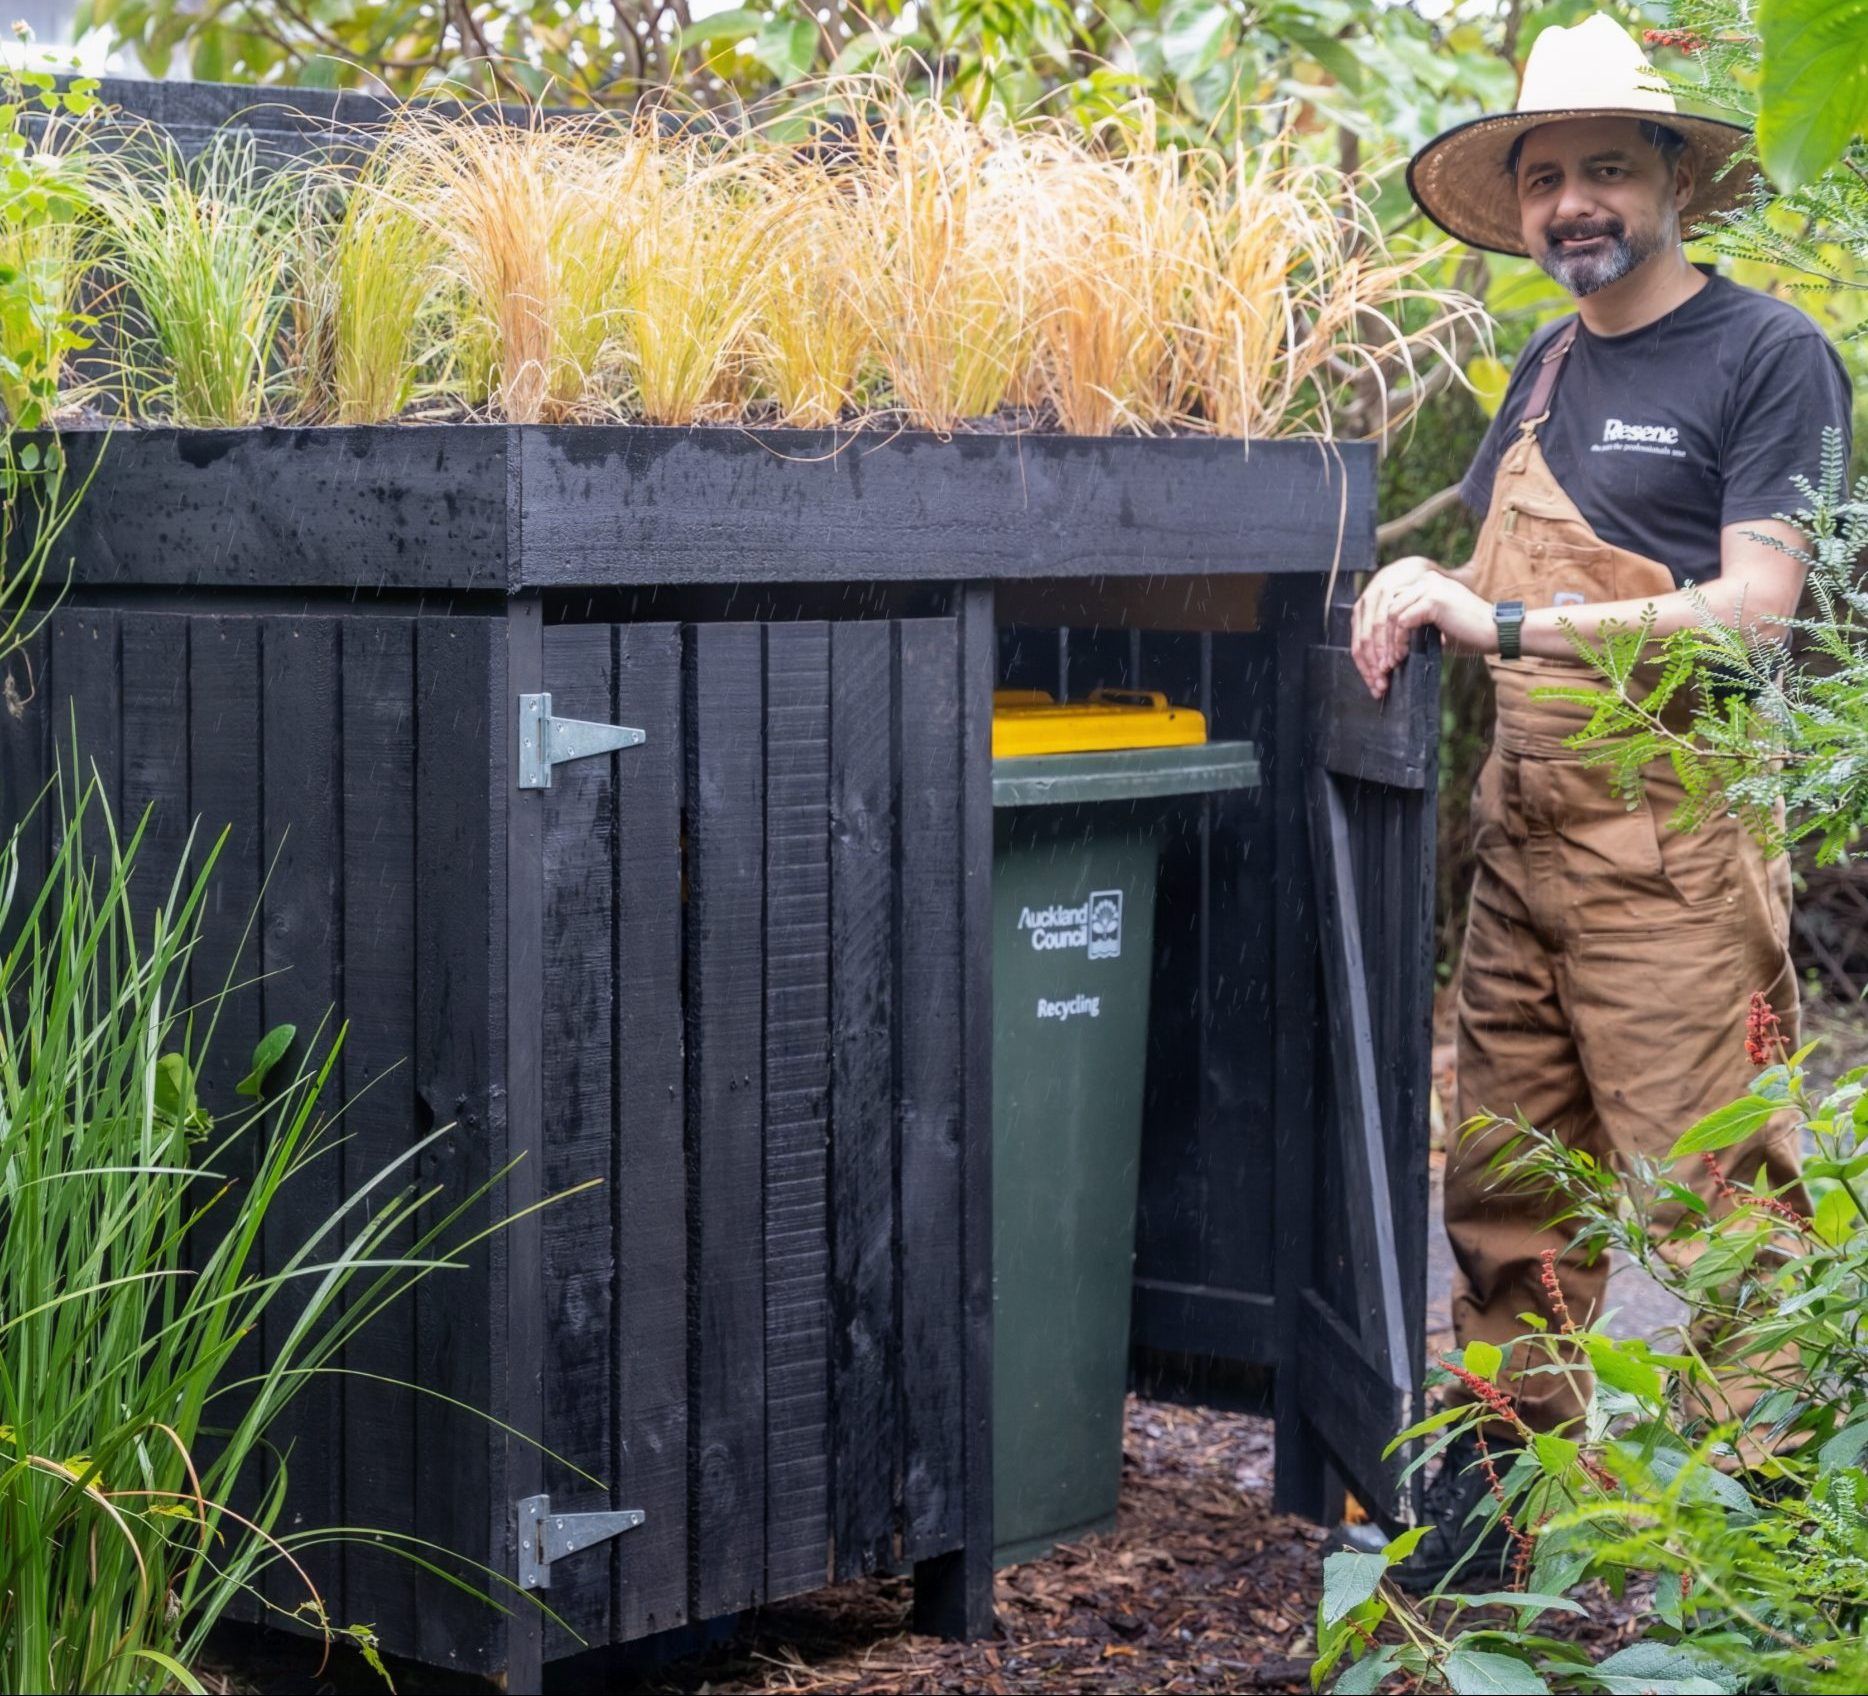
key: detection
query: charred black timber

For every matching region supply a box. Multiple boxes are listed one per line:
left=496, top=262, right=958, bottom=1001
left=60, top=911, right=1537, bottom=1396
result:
left=32, top=427, right=1374, bottom=594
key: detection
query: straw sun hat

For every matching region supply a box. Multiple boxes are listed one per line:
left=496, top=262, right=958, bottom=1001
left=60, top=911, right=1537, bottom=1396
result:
left=1406, top=13, right=1757, bottom=258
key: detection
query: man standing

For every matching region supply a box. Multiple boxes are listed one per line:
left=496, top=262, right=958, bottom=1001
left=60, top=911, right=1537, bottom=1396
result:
left=1350, top=13, right=1854, bottom=1589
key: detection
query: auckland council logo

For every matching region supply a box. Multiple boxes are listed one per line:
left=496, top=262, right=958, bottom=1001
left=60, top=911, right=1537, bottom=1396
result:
left=1018, top=889, right=1124, bottom=959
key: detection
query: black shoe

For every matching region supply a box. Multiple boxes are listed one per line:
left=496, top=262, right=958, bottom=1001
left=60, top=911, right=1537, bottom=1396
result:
left=1384, top=1429, right=1521, bottom=1595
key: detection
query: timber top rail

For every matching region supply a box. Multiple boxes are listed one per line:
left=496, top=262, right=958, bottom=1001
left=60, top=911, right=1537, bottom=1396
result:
left=43, top=425, right=1373, bottom=594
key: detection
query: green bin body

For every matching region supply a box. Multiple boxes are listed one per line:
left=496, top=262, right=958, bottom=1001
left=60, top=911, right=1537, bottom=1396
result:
left=991, top=743, right=1259, bottom=1567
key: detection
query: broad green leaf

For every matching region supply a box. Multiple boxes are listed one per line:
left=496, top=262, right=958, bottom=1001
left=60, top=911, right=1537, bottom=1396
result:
left=1160, top=0, right=1234, bottom=79
left=236, top=1023, right=297, bottom=1099
left=1819, top=1419, right=1868, bottom=1474
left=1583, top=1336, right=1663, bottom=1402
left=1383, top=1524, right=1430, bottom=1560
left=1670, top=1094, right=1782, bottom=1158
left=1757, top=0, right=1868, bottom=191
left=1442, top=1648, right=1548, bottom=1694
left=1458, top=1590, right=1586, bottom=1616
left=1383, top=1401, right=1471, bottom=1458
left=676, top=7, right=767, bottom=49
left=1464, top=1339, right=1503, bottom=1382
left=752, top=16, right=816, bottom=84
left=1531, top=1433, right=1578, bottom=1475
left=1814, top=1183, right=1858, bottom=1245
left=190, top=23, right=225, bottom=80
left=1593, top=1641, right=1737, bottom=1694
left=1333, top=1649, right=1401, bottom=1694
left=1319, top=1550, right=1388, bottom=1627
left=154, top=1051, right=195, bottom=1120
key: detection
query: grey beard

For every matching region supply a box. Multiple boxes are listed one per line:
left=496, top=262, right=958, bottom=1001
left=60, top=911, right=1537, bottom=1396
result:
left=1538, top=225, right=1667, bottom=296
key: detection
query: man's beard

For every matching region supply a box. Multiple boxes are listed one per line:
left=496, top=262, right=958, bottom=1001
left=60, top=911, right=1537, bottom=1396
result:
left=1536, top=218, right=1668, bottom=296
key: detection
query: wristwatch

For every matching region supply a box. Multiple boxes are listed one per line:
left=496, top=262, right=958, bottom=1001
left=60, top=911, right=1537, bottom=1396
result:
left=1494, top=599, right=1525, bottom=661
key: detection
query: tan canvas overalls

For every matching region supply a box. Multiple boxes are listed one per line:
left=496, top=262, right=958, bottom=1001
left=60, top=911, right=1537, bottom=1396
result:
left=1448, top=321, right=1807, bottom=1435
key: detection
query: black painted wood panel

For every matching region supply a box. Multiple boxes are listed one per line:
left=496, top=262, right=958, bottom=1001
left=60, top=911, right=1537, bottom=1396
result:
left=119, top=614, right=190, bottom=924
left=827, top=620, right=899, bottom=1580
left=337, top=616, right=420, bottom=1639
left=685, top=622, right=768, bottom=1620
left=763, top=623, right=833, bottom=1600
left=412, top=618, right=503, bottom=1674
left=259, top=615, right=344, bottom=1609
left=611, top=622, right=690, bottom=1641
left=539, top=621, right=620, bottom=1656
left=518, top=433, right=1373, bottom=588
left=896, top=618, right=964, bottom=1562
left=45, top=427, right=510, bottom=593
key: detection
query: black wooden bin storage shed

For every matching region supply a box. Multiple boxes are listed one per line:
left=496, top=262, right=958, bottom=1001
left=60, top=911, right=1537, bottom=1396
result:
left=0, top=75, right=1439, bottom=1696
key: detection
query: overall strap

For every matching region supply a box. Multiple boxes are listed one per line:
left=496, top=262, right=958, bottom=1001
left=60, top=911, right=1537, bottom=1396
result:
left=1517, top=320, right=1580, bottom=436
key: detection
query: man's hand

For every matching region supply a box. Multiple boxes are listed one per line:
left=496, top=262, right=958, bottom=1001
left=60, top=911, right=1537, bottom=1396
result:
left=1352, top=555, right=1441, bottom=698
left=1353, top=558, right=1497, bottom=699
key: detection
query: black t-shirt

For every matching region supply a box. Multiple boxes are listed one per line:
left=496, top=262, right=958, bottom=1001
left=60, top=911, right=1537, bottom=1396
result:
left=1460, top=271, right=1854, bottom=585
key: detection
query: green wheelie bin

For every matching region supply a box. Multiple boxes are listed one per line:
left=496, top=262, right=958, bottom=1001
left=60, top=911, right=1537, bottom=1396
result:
left=991, top=690, right=1260, bottom=1566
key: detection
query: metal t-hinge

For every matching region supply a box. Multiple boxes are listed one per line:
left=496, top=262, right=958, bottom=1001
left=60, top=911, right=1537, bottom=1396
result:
left=517, top=692, right=646, bottom=789
left=516, top=1493, right=646, bottom=1590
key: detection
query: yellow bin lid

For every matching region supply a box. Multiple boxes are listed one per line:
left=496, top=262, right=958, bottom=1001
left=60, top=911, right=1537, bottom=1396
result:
left=992, top=688, right=1208, bottom=759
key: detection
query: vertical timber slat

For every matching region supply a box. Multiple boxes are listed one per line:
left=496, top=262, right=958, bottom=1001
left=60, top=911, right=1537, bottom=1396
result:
left=539, top=620, right=618, bottom=1653
left=413, top=617, right=501, bottom=1674
left=259, top=616, right=344, bottom=1610
left=896, top=617, right=963, bottom=1561
left=338, top=617, right=418, bottom=1636
left=827, top=620, right=898, bottom=1580
left=612, top=622, right=690, bottom=1640
left=911, top=585, right=998, bottom=1637
left=686, top=621, right=768, bottom=1619
left=763, top=622, right=833, bottom=1599
left=120, top=615, right=190, bottom=924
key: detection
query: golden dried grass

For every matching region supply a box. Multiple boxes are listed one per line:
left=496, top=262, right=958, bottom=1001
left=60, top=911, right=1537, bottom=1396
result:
left=616, top=140, right=783, bottom=426
left=393, top=110, right=642, bottom=423
left=842, top=96, right=1034, bottom=433
left=72, top=83, right=1485, bottom=439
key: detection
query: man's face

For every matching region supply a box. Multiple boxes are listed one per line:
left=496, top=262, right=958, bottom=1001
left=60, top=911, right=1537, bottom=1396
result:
left=1515, top=117, right=1692, bottom=296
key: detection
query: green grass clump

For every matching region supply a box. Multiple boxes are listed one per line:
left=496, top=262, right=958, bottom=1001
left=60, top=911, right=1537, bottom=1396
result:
left=90, top=133, right=296, bottom=426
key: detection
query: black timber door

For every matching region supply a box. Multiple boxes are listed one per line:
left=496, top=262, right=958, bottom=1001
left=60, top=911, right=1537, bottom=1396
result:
left=1288, top=623, right=1439, bottom=1525
left=517, top=611, right=988, bottom=1666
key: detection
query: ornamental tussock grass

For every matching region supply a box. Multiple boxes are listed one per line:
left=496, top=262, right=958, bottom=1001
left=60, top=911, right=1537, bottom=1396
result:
left=61, top=82, right=1483, bottom=440
left=840, top=94, right=1034, bottom=433
left=0, top=777, right=555, bottom=1693
left=743, top=164, right=871, bottom=427
left=88, top=132, right=297, bottom=427
left=392, top=110, right=641, bottom=424
left=288, top=146, right=447, bottom=425
left=1185, top=141, right=1485, bottom=442
left=616, top=139, right=783, bottom=425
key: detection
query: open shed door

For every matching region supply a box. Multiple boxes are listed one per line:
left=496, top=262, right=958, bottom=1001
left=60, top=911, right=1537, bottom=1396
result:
left=1286, top=622, right=1439, bottom=1526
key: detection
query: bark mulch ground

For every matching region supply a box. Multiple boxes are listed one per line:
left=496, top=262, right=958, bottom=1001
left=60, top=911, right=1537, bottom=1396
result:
left=622, top=1399, right=1323, bottom=1696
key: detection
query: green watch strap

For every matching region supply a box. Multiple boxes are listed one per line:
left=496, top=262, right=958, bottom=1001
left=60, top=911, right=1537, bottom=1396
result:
left=1495, top=599, right=1525, bottom=661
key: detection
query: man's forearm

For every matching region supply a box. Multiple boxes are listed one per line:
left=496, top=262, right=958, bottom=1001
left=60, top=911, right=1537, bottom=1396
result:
left=1518, top=578, right=1788, bottom=659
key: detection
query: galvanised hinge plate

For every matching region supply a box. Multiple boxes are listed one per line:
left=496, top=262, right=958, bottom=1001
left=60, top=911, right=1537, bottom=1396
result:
left=516, top=1493, right=646, bottom=1590
left=517, top=692, right=646, bottom=790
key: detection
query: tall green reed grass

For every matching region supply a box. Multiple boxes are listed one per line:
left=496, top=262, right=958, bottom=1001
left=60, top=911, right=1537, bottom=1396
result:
left=88, top=133, right=296, bottom=426
left=0, top=777, right=526, bottom=1692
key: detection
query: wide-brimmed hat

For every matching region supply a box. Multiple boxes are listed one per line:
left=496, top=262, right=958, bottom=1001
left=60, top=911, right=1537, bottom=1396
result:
left=1406, top=14, right=1756, bottom=258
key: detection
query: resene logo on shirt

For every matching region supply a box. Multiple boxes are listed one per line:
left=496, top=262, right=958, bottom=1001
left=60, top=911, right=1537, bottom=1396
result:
left=1601, top=418, right=1679, bottom=446
left=1591, top=416, right=1687, bottom=459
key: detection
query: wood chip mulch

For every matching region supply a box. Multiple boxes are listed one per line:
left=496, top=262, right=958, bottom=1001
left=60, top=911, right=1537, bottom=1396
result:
left=627, top=1400, right=1326, bottom=1696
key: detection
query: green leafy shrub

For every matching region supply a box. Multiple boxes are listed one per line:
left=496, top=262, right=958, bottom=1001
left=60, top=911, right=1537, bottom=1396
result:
left=1319, top=1004, right=1868, bottom=1692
